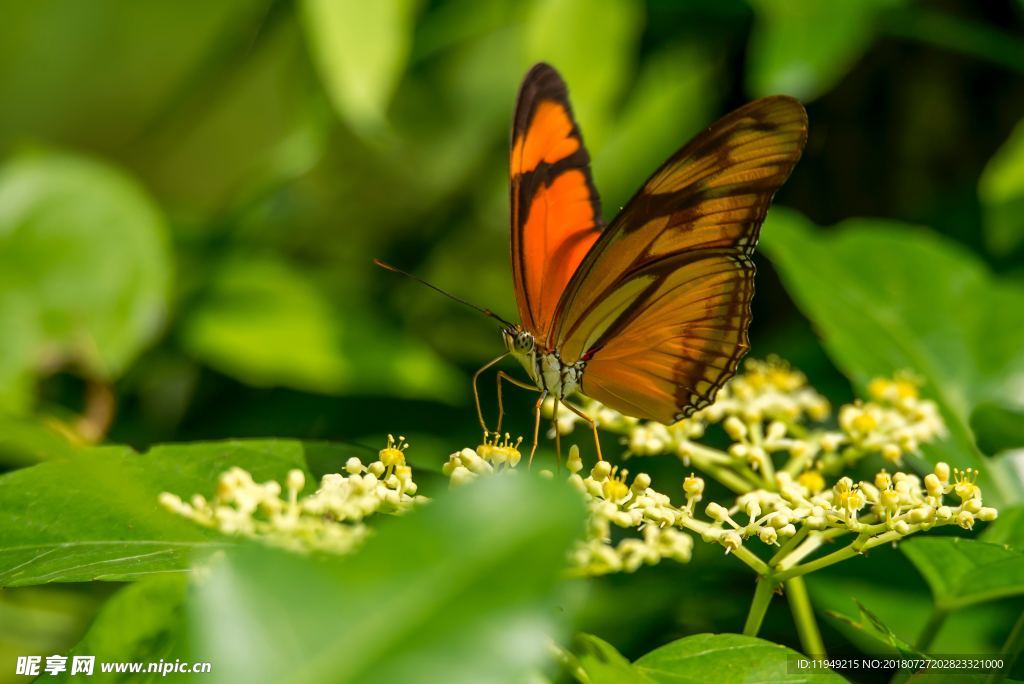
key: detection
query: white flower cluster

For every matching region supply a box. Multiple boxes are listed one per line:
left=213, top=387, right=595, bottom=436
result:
left=565, top=449, right=693, bottom=575
left=442, top=431, right=524, bottom=486
left=161, top=360, right=994, bottom=580
left=160, top=435, right=422, bottom=554
left=548, top=359, right=948, bottom=487
left=686, top=462, right=996, bottom=557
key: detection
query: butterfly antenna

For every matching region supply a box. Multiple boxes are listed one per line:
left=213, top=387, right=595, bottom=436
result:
left=373, top=259, right=516, bottom=328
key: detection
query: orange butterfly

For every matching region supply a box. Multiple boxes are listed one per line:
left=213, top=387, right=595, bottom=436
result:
left=485, top=63, right=806, bottom=461
left=381, top=63, right=806, bottom=463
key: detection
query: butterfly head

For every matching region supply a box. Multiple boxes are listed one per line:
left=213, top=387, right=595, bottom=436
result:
left=501, top=326, right=536, bottom=357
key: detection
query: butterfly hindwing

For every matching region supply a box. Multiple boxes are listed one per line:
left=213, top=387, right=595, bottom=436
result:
left=551, top=96, right=807, bottom=422
left=510, top=63, right=602, bottom=344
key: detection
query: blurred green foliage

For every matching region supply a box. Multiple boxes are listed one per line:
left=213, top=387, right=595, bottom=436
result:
left=2, top=0, right=1024, bottom=682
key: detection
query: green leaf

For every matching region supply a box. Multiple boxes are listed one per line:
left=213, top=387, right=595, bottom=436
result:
left=181, top=256, right=463, bottom=401
left=981, top=505, right=1024, bottom=549
left=902, top=537, right=1024, bottom=610
left=0, top=151, right=171, bottom=411
left=760, top=208, right=1024, bottom=505
left=0, top=412, right=77, bottom=467
left=299, top=0, right=416, bottom=135
left=747, top=0, right=901, bottom=100
left=971, top=402, right=1024, bottom=455
left=523, top=0, right=642, bottom=148
left=56, top=574, right=188, bottom=683
left=190, top=475, right=585, bottom=684
left=979, top=118, right=1024, bottom=255
left=573, top=634, right=652, bottom=684
left=632, top=633, right=845, bottom=683
left=824, top=599, right=924, bottom=657
left=0, top=440, right=319, bottom=587
left=808, top=563, right=1013, bottom=656
left=181, top=257, right=346, bottom=393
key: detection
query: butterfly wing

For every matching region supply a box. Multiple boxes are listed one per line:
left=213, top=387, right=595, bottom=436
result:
left=551, top=96, right=807, bottom=423
left=510, top=63, right=602, bottom=343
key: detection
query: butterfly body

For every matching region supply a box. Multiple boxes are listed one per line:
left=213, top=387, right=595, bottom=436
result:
left=502, top=326, right=583, bottom=400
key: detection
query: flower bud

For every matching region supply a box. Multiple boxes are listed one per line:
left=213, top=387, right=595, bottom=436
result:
left=592, top=461, right=612, bottom=480
left=724, top=416, right=747, bottom=440
left=567, top=446, right=583, bottom=474
left=631, top=472, right=651, bottom=493
left=706, top=502, right=729, bottom=522
left=978, top=507, right=998, bottom=521
left=286, top=469, right=305, bottom=492
left=683, top=474, right=705, bottom=499
left=881, top=444, right=901, bottom=462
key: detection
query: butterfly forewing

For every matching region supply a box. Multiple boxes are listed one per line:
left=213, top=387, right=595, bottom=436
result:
left=510, top=63, right=602, bottom=344
left=551, top=96, right=807, bottom=422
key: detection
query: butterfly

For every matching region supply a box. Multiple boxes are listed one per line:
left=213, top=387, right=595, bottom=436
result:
left=471, top=62, right=807, bottom=463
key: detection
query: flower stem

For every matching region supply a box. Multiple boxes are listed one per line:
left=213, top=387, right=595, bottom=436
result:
left=774, top=540, right=863, bottom=581
left=786, top=576, right=825, bottom=657
left=744, top=575, right=777, bottom=637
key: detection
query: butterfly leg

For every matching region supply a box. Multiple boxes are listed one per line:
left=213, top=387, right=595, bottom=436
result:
left=551, top=396, right=562, bottom=474
left=472, top=353, right=509, bottom=432
left=495, top=370, right=539, bottom=433
left=563, top=401, right=604, bottom=461
left=528, top=390, right=548, bottom=467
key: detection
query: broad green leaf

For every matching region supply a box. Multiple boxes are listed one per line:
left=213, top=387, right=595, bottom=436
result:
left=981, top=505, right=1024, bottom=549
left=760, top=209, right=1024, bottom=505
left=573, top=634, right=652, bottom=684
left=808, top=566, right=1013, bottom=656
left=0, top=584, right=109, bottom=668
left=299, top=0, right=416, bottom=135
left=633, top=633, right=845, bottom=683
left=181, top=256, right=463, bottom=401
left=56, top=574, right=188, bottom=683
left=747, top=0, right=900, bottom=100
left=190, top=475, right=586, bottom=684
left=181, top=257, right=346, bottom=393
left=0, top=151, right=171, bottom=411
left=971, top=402, right=1024, bottom=456
left=902, top=537, right=1024, bottom=610
left=523, top=0, right=643, bottom=148
left=0, top=440, right=319, bottom=586
left=823, top=599, right=923, bottom=657
left=979, top=118, right=1024, bottom=255
left=0, top=413, right=77, bottom=467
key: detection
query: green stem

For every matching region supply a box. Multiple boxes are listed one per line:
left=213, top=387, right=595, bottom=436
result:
left=786, top=577, right=826, bottom=657
left=914, top=607, right=949, bottom=652
left=732, top=545, right=771, bottom=576
left=744, top=576, right=777, bottom=637
left=770, top=526, right=809, bottom=566
left=774, top=541, right=863, bottom=582
left=548, top=639, right=590, bottom=684
left=990, top=608, right=1024, bottom=684
left=685, top=442, right=765, bottom=491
